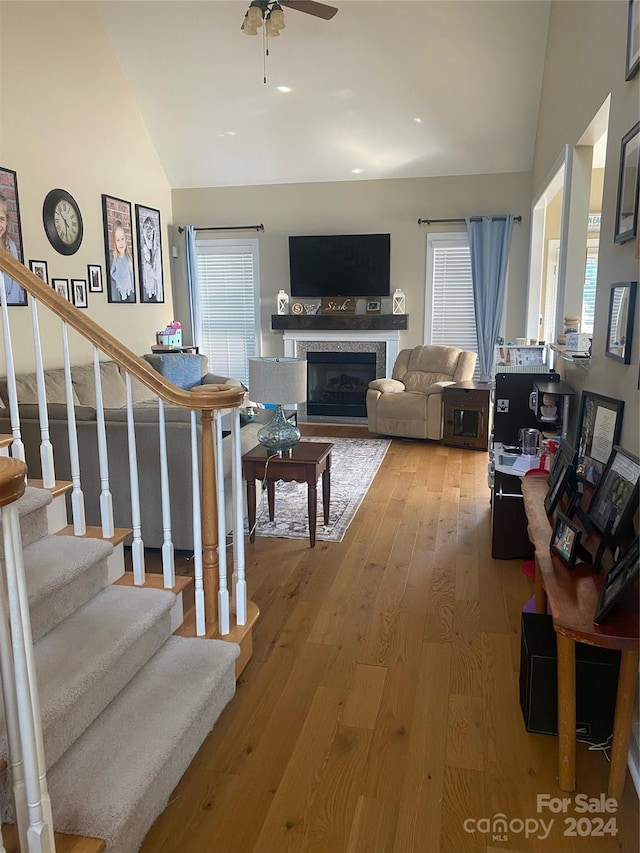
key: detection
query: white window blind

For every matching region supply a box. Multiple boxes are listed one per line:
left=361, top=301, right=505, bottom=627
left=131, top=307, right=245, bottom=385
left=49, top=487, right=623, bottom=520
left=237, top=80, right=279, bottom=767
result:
left=195, top=239, right=260, bottom=386
left=425, top=234, right=478, bottom=368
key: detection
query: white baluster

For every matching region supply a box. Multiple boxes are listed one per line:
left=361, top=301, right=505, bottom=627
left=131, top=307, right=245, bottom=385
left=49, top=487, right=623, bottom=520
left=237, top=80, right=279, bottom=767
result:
left=62, top=323, right=86, bottom=534
left=93, top=348, right=114, bottom=538
left=0, top=825, right=6, bottom=853
left=30, top=298, right=55, bottom=487
left=214, top=411, right=229, bottom=635
left=1, top=506, right=55, bottom=851
left=231, top=407, right=247, bottom=625
left=125, top=374, right=145, bottom=583
left=0, top=273, right=25, bottom=462
left=158, top=399, right=175, bottom=587
left=0, top=537, right=29, bottom=852
left=191, top=412, right=205, bottom=636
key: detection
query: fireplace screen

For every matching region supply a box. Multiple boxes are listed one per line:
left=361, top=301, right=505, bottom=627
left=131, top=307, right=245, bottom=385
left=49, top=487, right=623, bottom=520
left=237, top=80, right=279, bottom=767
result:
left=307, top=351, right=376, bottom=418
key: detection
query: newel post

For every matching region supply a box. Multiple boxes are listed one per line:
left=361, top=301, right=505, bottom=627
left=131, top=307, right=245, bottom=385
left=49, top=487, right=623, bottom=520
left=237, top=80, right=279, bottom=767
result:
left=200, top=410, right=219, bottom=628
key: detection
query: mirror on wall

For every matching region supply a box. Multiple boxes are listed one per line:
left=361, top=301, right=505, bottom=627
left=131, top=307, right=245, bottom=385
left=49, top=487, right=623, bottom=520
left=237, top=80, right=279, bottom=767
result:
left=605, top=281, right=637, bottom=364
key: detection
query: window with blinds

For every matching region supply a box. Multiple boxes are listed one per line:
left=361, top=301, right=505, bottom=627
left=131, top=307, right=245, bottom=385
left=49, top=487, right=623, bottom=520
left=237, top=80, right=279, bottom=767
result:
left=195, top=239, right=260, bottom=386
left=425, top=234, right=479, bottom=371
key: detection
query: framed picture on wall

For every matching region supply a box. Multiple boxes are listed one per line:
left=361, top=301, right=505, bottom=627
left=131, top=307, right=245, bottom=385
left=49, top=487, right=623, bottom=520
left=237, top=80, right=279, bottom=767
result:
left=88, top=264, right=103, bottom=293
left=614, top=121, right=640, bottom=244
left=135, top=204, right=164, bottom=303
left=102, top=194, right=136, bottom=303
left=52, top=278, right=70, bottom=301
left=29, top=259, right=49, bottom=284
left=574, top=392, right=624, bottom=487
left=626, top=0, right=640, bottom=80
left=605, top=281, right=637, bottom=364
left=0, top=166, right=27, bottom=306
left=71, top=278, right=88, bottom=309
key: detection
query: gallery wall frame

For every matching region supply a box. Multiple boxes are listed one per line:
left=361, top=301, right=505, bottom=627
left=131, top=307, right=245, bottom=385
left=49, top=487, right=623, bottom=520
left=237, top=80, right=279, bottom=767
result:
left=0, top=165, right=27, bottom=306
left=71, top=278, right=88, bottom=309
left=102, top=194, right=136, bottom=304
left=614, top=121, right=640, bottom=244
left=605, top=281, right=636, bottom=364
left=29, top=259, right=49, bottom=284
left=135, top=204, right=164, bottom=303
left=88, top=264, right=103, bottom=293
left=574, top=392, right=624, bottom=487
left=51, top=278, right=70, bottom=301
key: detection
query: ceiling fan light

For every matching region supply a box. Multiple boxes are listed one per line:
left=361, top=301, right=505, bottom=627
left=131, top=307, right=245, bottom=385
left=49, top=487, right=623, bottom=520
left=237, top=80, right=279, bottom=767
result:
left=247, top=3, right=264, bottom=27
left=265, top=16, right=280, bottom=37
left=270, top=5, right=285, bottom=29
left=242, top=13, right=259, bottom=34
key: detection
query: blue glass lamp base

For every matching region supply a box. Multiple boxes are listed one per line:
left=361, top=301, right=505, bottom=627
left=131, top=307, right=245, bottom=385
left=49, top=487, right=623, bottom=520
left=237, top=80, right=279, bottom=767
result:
left=257, top=404, right=301, bottom=456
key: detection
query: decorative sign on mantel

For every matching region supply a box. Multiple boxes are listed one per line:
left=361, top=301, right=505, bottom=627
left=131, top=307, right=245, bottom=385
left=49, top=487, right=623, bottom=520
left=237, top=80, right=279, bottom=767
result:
left=321, top=297, right=356, bottom=315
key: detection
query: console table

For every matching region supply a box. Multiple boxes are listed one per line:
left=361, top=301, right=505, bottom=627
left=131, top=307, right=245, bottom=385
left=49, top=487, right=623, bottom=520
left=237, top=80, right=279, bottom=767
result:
left=521, top=476, right=639, bottom=799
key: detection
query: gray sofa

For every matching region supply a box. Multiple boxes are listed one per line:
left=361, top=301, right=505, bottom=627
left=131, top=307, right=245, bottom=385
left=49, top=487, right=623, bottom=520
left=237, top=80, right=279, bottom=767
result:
left=0, top=355, right=260, bottom=551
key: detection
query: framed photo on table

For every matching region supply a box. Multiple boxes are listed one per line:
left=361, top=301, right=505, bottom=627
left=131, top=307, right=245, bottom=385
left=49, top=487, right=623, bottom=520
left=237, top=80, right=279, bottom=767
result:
left=544, top=460, right=575, bottom=517
left=574, top=392, right=624, bottom=487
left=593, top=538, right=639, bottom=625
left=614, top=121, right=639, bottom=244
left=587, top=445, right=640, bottom=538
left=550, top=512, right=582, bottom=568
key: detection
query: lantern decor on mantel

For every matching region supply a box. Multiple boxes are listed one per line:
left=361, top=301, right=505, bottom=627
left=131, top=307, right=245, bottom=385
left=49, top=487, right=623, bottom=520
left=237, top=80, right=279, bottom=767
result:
left=392, top=288, right=406, bottom=315
left=276, top=289, right=290, bottom=315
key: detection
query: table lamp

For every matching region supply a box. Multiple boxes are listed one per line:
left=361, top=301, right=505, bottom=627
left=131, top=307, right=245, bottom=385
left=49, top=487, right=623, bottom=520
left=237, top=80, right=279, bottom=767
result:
left=248, top=357, right=306, bottom=455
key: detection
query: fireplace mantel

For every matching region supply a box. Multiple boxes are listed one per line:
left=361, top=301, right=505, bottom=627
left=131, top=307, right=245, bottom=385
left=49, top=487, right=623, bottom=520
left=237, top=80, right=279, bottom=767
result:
left=271, top=314, right=407, bottom=332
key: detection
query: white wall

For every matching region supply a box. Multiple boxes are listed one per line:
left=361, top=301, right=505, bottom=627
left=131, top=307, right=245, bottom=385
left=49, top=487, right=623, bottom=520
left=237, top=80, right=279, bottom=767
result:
left=0, top=1, right=174, bottom=372
left=532, top=0, right=639, bottom=456
left=171, top=171, right=532, bottom=358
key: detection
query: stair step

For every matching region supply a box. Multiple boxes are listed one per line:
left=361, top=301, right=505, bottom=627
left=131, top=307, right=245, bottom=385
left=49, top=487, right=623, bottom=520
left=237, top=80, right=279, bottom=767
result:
left=48, top=636, right=239, bottom=853
left=55, top=524, right=132, bottom=547
left=0, top=586, right=175, bottom=770
left=16, top=486, right=52, bottom=549
left=2, top=824, right=105, bottom=853
left=115, top=570, right=192, bottom=596
left=176, top=599, right=259, bottom=677
left=27, top=478, right=73, bottom=499
left=0, top=434, right=12, bottom=450
left=23, top=534, right=112, bottom=642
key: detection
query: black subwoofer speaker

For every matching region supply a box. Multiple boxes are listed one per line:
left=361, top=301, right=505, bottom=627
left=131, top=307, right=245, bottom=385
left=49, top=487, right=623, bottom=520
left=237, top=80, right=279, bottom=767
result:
left=519, top=612, right=621, bottom=743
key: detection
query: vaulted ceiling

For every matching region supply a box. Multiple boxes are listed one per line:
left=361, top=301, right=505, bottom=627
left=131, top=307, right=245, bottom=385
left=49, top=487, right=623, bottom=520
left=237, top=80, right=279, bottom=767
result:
left=97, top=0, right=551, bottom=189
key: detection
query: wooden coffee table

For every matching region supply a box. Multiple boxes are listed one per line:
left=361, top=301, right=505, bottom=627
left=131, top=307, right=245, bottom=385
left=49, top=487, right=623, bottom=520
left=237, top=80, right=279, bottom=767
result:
left=242, top=442, right=333, bottom=548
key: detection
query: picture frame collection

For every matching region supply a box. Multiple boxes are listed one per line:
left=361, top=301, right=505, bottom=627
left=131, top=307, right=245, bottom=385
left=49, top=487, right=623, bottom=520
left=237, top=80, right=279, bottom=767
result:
left=0, top=164, right=164, bottom=309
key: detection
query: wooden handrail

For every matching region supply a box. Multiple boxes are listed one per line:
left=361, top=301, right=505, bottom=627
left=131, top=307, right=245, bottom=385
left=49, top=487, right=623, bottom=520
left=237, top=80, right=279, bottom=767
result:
left=0, top=457, right=27, bottom=508
left=0, top=250, right=244, bottom=411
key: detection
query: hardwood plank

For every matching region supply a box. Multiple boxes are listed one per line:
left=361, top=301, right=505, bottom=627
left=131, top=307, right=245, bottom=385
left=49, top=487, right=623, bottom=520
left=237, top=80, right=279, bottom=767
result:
left=341, top=663, right=387, bottom=730
left=345, top=795, right=399, bottom=853
left=2, top=825, right=105, bottom=853
left=445, top=694, right=485, bottom=772
left=449, top=599, right=483, bottom=698
left=440, top=766, right=486, bottom=852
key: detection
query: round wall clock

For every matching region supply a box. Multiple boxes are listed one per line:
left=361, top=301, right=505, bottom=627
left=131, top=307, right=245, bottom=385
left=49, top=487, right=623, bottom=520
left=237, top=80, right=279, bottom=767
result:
left=43, top=188, right=83, bottom=255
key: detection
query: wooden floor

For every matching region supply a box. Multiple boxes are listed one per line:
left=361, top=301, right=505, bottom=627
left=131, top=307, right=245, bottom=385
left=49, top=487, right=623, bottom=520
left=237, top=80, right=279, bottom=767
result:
left=141, top=427, right=639, bottom=853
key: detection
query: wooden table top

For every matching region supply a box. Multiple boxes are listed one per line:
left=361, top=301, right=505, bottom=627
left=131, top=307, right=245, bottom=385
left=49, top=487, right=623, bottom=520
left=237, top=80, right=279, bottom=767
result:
left=521, top=476, right=639, bottom=650
left=242, top=441, right=333, bottom=465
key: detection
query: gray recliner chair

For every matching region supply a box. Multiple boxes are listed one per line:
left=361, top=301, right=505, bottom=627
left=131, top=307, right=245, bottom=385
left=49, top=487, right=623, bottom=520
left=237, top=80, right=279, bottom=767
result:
left=366, top=345, right=477, bottom=440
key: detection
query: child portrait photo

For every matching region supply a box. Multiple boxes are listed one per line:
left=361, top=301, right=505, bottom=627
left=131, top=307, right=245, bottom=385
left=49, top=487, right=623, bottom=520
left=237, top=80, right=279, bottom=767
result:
left=0, top=166, right=27, bottom=306
left=102, top=194, right=136, bottom=304
left=135, top=203, right=164, bottom=303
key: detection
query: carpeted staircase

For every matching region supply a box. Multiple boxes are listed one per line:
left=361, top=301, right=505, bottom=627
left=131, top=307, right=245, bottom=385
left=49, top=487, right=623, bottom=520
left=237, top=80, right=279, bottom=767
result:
left=0, top=485, right=240, bottom=853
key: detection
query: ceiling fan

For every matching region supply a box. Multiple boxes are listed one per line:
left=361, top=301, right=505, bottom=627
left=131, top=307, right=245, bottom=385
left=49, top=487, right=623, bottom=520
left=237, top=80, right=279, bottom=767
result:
left=242, top=0, right=338, bottom=37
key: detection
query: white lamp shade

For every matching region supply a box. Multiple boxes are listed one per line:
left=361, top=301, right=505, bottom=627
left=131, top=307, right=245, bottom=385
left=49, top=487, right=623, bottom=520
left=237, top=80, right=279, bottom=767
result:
left=249, top=357, right=307, bottom=404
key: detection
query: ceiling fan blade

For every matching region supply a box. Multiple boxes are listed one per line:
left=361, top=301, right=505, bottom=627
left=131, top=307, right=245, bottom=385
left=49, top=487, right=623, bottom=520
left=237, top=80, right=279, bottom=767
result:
left=281, top=0, right=338, bottom=20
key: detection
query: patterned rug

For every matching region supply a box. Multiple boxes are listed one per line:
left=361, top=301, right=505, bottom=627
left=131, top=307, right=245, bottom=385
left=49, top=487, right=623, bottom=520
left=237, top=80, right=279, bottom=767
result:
left=245, top=436, right=391, bottom=543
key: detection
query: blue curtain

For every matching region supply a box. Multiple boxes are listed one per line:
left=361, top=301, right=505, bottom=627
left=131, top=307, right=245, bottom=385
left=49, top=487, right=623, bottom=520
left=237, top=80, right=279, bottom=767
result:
left=184, top=225, right=201, bottom=348
left=466, top=215, right=514, bottom=382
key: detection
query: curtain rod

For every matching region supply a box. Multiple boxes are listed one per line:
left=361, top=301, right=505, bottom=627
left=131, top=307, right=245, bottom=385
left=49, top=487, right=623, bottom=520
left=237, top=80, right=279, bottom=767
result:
left=418, top=215, right=522, bottom=225
left=178, top=224, right=264, bottom=233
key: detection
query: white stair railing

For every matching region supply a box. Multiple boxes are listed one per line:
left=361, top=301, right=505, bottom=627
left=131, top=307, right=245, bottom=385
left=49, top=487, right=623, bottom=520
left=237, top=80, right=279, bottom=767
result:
left=191, top=411, right=205, bottom=636
left=214, top=411, right=229, bottom=636
left=93, top=348, right=114, bottom=538
left=231, top=410, right=247, bottom=625
left=62, top=322, right=86, bottom=535
left=125, top=373, right=145, bottom=582
left=30, top=298, right=55, bottom=488
left=0, top=275, right=25, bottom=463
left=157, top=398, right=175, bottom=587
left=0, top=458, right=55, bottom=852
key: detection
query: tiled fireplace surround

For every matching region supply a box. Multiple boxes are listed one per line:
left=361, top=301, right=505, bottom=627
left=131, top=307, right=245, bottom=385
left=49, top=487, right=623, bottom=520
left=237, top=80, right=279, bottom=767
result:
left=282, top=330, right=401, bottom=418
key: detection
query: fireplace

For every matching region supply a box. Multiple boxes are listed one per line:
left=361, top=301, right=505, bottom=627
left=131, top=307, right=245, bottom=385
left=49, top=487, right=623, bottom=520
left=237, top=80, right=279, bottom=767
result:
left=306, top=351, right=376, bottom=418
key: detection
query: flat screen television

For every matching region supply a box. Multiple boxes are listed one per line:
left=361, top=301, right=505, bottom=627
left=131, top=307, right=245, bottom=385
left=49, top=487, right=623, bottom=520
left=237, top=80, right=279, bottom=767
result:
left=288, top=233, right=390, bottom=297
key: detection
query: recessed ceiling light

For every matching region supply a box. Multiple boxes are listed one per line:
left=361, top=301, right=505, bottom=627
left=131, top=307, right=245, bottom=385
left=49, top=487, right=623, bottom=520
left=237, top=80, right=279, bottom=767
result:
left=276, top=86, right=292, bottom=93
left=351, top=168, right=363, bottom=174
left=414, top=117, right=423, bottom=124
left=226, top=131, right=237, bottom=136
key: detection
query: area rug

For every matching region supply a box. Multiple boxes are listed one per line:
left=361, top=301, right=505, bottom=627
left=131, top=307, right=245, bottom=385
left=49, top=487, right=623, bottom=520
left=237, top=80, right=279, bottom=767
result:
left=245, top=436, right=391, bottom=543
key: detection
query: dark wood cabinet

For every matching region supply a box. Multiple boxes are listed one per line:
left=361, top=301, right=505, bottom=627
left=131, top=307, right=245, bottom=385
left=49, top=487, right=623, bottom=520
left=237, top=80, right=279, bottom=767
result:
left=443, top=382, right=491, bottom=450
